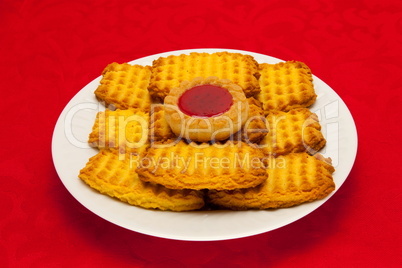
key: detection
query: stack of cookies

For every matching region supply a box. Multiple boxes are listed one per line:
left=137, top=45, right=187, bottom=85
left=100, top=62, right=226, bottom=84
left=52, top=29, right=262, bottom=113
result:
left=79, top=52, right=335, bottom=211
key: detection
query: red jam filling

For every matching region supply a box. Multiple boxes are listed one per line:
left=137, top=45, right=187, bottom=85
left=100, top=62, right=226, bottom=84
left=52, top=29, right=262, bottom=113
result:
left=178, top=85, right=233, bottom=117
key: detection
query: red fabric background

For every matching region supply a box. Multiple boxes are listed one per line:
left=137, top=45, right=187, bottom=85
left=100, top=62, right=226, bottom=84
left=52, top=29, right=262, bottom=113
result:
left=1, top=0, right=401, bottom=267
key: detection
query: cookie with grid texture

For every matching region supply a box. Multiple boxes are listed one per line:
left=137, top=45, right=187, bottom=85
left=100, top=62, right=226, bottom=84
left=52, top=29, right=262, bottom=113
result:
left=259, top=108, right=326, bottom=155
left=136, top=141, right=268, bottom=191
left=94, top=62, right=152, bottom=111
left=149, top=104, right=176, bottom=142
left=257, top=61, right=317, bottom=113
left=148, top=52, right=260, bottom=100
left=79, top=149, right=205, bottom=211
left=88, top=109, right=149, bottom=153
left=207, top=152, right=335, bottom=210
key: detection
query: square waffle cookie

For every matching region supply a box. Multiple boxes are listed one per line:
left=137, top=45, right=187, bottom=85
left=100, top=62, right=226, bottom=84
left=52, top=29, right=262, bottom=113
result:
left=207, top=152, right=335, bottom=210
left=94, top=62, right=152, bottom=111
left=88, top=109, right=149, bottom=152
left=257, top=61, right=317, bottom=113
left=148, top=52, right=260, bottom=100
left=259, top=108, right=326, bottom=156
left=79, top=149, right=205, bottom=211
left=136, top=141, right=268, bottom=191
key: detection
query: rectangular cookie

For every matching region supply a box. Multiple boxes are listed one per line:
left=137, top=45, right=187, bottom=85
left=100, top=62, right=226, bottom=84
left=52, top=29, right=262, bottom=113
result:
left=79, top=149, right=205, bottom=211
left=88, top=109, right=149, bottom=153
left=259, top=108, right=326, bottom=155
left=257, top=61, right=317, bottom=112
left=136, top=141, right=268, bottom=191
left=94, top=62, right=152, bottom=112
left=207, top=152, right=335, bottom=210
left=148, top=52, right=260, bottom=100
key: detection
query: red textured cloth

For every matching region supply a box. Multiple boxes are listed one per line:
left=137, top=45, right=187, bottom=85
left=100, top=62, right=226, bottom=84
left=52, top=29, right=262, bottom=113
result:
left=1, top=0, right=401, bottom=267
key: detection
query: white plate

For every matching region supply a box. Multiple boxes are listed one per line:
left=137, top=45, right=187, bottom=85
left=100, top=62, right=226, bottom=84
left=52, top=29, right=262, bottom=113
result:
left=52, top=49, right=358, bottom=241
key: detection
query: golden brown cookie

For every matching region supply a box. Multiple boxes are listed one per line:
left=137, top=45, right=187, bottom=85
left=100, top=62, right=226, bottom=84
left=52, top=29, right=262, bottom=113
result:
left=164, top=76, right=249, bottom=142
left=237, top=97, right=268, bottom=144
left=136, top=140, right=268, bottom=191
left=257, top=61, right=317, bottom=113
left=149, top=104, right=177, bottom=142
left=94, top=62, right=152, bottom=111
left=207, top=152, right=335, bottom=210
left=259, top=108, right=326, bottom=155
left=88, top=109, right=149, bottom=153
left=79, top=149, right=205, bottom=211
left=148, top=52, right=260, bottom=100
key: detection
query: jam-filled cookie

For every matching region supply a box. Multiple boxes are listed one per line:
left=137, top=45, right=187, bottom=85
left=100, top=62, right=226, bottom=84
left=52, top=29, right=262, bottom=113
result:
left=164, top=76, right=249, bottom=142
